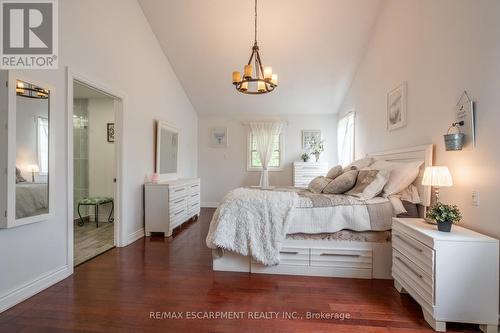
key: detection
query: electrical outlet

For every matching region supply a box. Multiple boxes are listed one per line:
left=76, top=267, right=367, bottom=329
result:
left=472, top=191, right=480, bottom=206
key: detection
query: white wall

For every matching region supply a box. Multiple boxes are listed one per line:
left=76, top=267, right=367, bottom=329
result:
left=198, top=114, right=337, bottom=205
left=0, top=0, right=197, bottom=312
left=88, top=98, right=115, bottom=220
left=339, top=0, right=500, bottom=239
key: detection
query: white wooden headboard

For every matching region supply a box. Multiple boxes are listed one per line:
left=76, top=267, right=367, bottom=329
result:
left=367, top=144, right=434, bottom=213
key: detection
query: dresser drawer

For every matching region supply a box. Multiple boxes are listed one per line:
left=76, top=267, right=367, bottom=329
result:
left=392, top=230, right=434, bottom=276
left=170, top=207, right=187, bottom=228
left=188, top=182, right=200, bottom=194
left=188, top=202, right=200, bottom=216
left=187, top=192, right=200, bottom=204
left=310, top=248, right=372, bottom=269
left=392, top=249, right=434, bottom=306
left=170, top=197, right=187, bottom=213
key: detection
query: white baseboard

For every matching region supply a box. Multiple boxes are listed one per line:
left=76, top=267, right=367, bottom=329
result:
left=0, top=265, right=71, bottom=313
left=125, top=228, right=144, bottom=246
left=201, top=202, right=219, bottom=208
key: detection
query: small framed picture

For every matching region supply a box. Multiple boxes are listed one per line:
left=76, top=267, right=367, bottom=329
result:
left=302, top=130, right=321, bottom=150
left=387, top=82, right=407, bottom=131
left=210, top=127, right=228, bottom=148
left=107, top=123, right=115, bottom=142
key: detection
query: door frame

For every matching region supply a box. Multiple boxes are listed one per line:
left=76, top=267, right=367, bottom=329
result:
left=66, top=67, right=126, bottom=269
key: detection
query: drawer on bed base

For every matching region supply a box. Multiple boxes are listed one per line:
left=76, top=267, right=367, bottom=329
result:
left=252, top=247, right=310, bottom=267
left=310, top=248, right=372, bottom=269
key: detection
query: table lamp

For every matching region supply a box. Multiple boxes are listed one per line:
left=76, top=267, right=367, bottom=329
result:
left=29, top=164, right=40, bottom=182
left=422, top=166, right=453, bottom=204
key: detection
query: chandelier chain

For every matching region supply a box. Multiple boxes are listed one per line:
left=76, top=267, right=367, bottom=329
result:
left=254, top=0, right=258, bottom=44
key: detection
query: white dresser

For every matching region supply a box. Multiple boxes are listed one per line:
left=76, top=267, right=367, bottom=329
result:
left=145, top=178, right=200, bottom=237
left=392, top=218, right=499, bottom=333
left=293, top=162, right=329, bottom=188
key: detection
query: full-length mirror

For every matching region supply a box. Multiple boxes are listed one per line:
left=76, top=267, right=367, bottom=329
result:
left=156, top=121, right=178, bottom=179
left=15, top=80, right=50, bottom=220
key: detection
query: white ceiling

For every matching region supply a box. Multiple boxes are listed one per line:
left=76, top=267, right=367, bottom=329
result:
left=139, top=0, right=383, bottom=115
left=74, top=82, right=113, bottom=99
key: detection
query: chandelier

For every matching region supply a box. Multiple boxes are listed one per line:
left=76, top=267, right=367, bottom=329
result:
left=232, top=0, right=277, bottom=94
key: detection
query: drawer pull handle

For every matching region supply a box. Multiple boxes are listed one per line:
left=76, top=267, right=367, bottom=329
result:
left=174, top=188, right=184, bottom=193
left=174, top=199, right=184, bottom=204
left=320, top=253, right=361, bottom=257
left=191, top=194, right=198, bottom=197
left=280, top=251, right=299, bottom=255
left=395, top=256, right=423, bottom=279
left=191, top=185, right=199, bottom=188
left=395, top=234, right=423, bottom=252
left=191, top=203, right=198, bottom=207
left=174, top=210, right=184, bottom=216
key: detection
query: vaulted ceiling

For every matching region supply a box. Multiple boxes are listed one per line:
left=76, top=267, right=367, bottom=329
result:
left=139, top=0, right=383, bottom=115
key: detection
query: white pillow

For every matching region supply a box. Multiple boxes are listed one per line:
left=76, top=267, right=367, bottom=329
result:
left=368, top=160, right=424, bottom=197
left=398, top=184, right=422, bottom=204
left=388, top=195, right=407, bottom=215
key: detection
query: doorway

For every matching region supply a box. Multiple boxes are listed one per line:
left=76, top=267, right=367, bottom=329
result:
left=72, top=81, right=118, bottom=266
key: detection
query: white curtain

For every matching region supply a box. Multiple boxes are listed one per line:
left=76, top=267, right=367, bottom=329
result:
left=250, top=122, right=283, bottom=188
left=337, top=113, right=355, bottom=167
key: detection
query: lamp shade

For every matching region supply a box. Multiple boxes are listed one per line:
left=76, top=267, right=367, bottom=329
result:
left=422, top=166, right=453, bottom=187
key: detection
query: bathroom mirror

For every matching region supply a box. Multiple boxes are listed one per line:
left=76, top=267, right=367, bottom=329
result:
left=156, top=121, right=179, bottom=180
left=0, top=73, right=54, bottom=228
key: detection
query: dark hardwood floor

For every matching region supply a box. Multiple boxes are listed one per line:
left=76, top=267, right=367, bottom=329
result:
left=0, top=208, right=481, bottom=332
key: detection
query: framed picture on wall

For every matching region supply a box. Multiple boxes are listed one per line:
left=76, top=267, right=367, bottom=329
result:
left=302, top=130, right=321, bottom=150
left=107, top=123, right=115, bottom=142
left=387, top=82, right=407, bottom=131
left=209, top=127, right=228, bottom=148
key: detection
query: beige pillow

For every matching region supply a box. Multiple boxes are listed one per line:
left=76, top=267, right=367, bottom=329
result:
left=343, top=157, right=374, bottom=172
left=369, top=160, right=424, bottom=196
left=308, top=176, right=332, bottom=193
left=326, top=165, right=343, bottom=179
left=346, top=169, right=391, bottom=200
left=322, top=170, right=359, bottom=194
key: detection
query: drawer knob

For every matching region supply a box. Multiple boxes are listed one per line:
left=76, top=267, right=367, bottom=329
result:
left=174, top=199, right=184, bottom=204
left=395, top=256, right=423, bottom=279
left=320, top=253, right=361, bottom=257
left=395, top=234, right=423, bottom=252
left=280, top=251, right=299, bottom=255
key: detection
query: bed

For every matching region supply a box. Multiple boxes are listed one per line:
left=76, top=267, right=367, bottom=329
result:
left=208, top=144, right=433, bottom=279
left=16, top=183, right=49, bottom=219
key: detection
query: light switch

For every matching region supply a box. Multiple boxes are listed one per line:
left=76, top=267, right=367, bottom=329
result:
left=472, top=191, right=480, bottom=206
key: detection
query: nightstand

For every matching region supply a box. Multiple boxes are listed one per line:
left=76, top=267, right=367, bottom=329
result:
left=392, top=218, right=499, bottom=333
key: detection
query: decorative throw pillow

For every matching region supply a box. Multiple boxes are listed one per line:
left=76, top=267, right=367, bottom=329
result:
left=326, top=165, right=343, bottom=179
left=346, top=169, right=391, bottom=200
left=369, top=160, right=424, bottom=196
left=15, top=167, right=26, bottom=183
left=322, top=170, right=359, bottom=194
left=308, top=176, right=332, bottom=194
left=342, top=157, right=374, bottom=172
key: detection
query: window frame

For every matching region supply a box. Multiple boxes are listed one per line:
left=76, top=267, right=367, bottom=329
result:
left=337, top=111, right=356, bottom=167
left=36, top=116, right=49, bottom=175
left=246, top=131, right=284, bottom=172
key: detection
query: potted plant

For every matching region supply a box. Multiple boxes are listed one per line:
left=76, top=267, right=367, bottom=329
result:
left=310, top=140, right=325, bottom=162
left=426, top=202, right=462, bottom=232
left=301, top=153, right=310, bottom=162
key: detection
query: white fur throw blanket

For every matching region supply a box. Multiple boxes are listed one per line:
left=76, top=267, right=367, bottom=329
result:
left=206, top=188, right=298, bottom=266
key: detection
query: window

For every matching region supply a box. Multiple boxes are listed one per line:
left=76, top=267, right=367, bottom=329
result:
left=337, top=112, right=355, bottom=167
left=37, top=117, right=49, bottom=174
left=247, top=133, right=283, bottom=171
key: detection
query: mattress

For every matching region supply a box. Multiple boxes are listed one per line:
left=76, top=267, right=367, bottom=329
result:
left=286, top=230, right=392, bottom=243
left=16, top=183, right=49, bottom=219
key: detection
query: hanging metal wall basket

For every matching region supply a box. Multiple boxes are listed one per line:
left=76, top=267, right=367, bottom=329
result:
left=444, top=122, right=465, bottom=151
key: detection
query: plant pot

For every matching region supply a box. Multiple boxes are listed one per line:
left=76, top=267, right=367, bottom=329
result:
left=437, top=221, right=453, bottom=232
left=314, top=153, right=320, bottom=162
